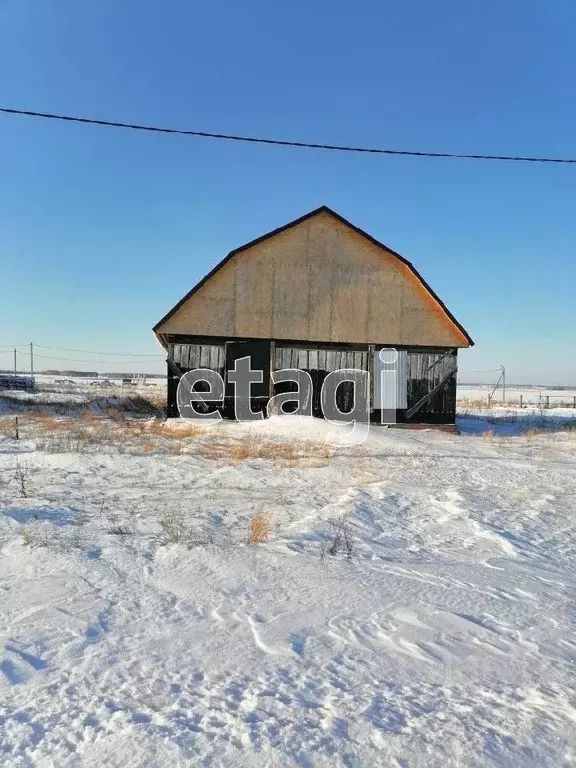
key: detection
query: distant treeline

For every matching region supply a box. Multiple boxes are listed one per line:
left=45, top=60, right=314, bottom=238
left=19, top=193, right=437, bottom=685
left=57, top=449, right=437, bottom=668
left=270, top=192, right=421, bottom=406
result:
left=42, top=370, right=99, bottom=377
left=0, top=369, right=38, bottom=376
left=0, top=369, right=165, bottom=379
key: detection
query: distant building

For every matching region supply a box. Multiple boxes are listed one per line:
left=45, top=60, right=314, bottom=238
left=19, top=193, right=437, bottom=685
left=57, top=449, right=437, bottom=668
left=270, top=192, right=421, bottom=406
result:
left=153, top=207, right=473, bottom=427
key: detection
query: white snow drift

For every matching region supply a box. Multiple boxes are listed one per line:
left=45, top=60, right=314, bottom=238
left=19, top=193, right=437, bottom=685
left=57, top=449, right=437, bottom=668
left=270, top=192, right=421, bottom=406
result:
left=0, top=412, right=575, bottom=767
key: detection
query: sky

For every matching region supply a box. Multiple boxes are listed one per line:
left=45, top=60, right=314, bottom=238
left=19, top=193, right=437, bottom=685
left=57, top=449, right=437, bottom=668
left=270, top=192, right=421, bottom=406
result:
left=1, top=0, right=575, bottom=384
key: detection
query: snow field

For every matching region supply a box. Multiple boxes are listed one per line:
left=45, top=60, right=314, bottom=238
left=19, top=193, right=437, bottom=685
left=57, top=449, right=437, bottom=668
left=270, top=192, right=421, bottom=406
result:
left=0, top=409, right=575, bottom=766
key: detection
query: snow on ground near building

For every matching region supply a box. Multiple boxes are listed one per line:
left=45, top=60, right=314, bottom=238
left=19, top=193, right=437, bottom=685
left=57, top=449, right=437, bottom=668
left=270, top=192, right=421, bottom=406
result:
left=0, top=409, right=575, bottom=767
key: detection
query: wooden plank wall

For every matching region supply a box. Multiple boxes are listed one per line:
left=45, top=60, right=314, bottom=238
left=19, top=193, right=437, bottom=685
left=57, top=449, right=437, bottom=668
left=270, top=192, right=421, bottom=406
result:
left=275, top=347, right=368, bottom=373
left=173, top=343, right=226, bottom=373
left=168, top=342, right=457, bottom=422
left=406, top=351, right=457, bottom=418
left=274, top=346, right=368, bottom=416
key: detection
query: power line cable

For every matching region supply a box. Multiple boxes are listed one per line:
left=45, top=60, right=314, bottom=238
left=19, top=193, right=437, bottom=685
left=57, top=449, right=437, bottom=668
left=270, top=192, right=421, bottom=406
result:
left=458, top=368, right=503, bottom=374
left=32, top=343, right=164, bottom=357
left=17, top=351, right=164, bottom=364
left=0, top=344, right=164, bottom=357
left=2, top=107, right=575, bottom=165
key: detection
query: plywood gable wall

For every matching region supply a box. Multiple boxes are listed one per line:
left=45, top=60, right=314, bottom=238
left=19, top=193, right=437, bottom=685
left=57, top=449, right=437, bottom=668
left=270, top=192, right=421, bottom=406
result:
left=156, top=211, right=470, bottom=348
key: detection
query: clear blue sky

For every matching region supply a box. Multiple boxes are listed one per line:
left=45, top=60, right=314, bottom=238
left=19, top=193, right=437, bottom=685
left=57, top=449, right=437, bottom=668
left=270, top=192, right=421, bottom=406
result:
left=1, top=0, right=575, bottom=383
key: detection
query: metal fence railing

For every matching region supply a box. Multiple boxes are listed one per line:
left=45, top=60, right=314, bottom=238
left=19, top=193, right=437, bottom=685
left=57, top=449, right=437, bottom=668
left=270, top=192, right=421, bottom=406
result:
left=510, top=394, right=576, bottom=409
left=459, top=393, right=576, bottom=409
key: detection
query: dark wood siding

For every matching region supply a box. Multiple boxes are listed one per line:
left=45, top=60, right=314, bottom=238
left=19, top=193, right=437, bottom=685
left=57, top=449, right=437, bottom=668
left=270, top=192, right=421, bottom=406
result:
left=274, top=346, right=368, bottom=417
left=173, top=343, right=225, bottom=375
left=403, top=350, right=457, bottom=423
left=164, top=335, right=458, bottom=424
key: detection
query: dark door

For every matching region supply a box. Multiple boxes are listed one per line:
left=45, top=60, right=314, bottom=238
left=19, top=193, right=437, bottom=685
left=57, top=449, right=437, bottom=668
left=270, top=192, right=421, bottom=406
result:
left=225, top=341, right=271, bottom=402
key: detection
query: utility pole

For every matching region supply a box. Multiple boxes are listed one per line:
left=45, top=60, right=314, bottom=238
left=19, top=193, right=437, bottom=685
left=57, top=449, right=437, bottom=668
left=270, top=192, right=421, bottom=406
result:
left=13, top=348, right=17, bottom=375
left=502, top=365, right=506, bottom=404
left=30, top=342, right=34, bottom=376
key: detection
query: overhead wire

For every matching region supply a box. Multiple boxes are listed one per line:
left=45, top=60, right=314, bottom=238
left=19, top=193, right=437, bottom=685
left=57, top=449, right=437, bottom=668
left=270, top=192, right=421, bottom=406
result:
left=2, top=107, right=575, bottom=165
left=31, top=343, right=164, bottom=357
left=15, top=351, right=164, bottom=364
left=0, top=344, right=164, bottom=358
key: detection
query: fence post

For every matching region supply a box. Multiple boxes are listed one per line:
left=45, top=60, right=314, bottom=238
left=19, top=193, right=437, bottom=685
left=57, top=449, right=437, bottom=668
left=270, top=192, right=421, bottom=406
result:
left=574, top=395, right=576, bottom=409
left=520, top=394, right=523, bottom=408
left=546, top=395, right=550, bottom=409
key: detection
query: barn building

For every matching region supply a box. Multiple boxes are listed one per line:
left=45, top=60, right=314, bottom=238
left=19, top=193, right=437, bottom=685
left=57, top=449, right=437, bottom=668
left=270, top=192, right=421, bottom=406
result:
left=153, top=206, right=473, bottom=426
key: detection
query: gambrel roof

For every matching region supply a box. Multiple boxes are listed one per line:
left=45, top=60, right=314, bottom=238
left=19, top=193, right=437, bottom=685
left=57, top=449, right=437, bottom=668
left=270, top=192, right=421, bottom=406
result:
left=154, top=206, right=473, bottom=348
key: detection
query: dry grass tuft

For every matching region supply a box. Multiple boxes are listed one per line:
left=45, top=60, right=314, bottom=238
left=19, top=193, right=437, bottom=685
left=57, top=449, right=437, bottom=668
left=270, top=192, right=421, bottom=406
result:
left=0, top=417, right=18, bottom=438
left=200, top=442, right=232, bottom=460
left=82, top=410, right=100, bottom=424
left=41, top=415, right=62, bottom=431
left=351, top=444, right=373, bottom=458
left=201, top=436, right=332, bottom=467
left=231, top=440, right=260, bottom=461
left=482, top=429, right=495, bottom=441
left=108, top=519, right=131, bottom=536
left=20, top=527, right=35, bottom=546
left=320, top=514, right=354, bottom=560
left=20, top=525, right=48, bottom=547
left=106, top=406, right=126, bottom=421
left=157, top=508, right=207, bottom=548
left=276, top=439, right=333, bottom=467
left=141, top=388, right=166, bottom=408
left=459, top=398, right=492, bottom=409
left=158, top=509, right=188, bottom=545
left=14, top=461, right=34, bottom=498
left=29, top=413, right=61, bottom=432
left=145, top=420, right=167, bottom=438
left=248, top=512, right=269, bottom=544
left=351, top=471, right=379, bottom=486
left=171, top=423, right=203, bottom=439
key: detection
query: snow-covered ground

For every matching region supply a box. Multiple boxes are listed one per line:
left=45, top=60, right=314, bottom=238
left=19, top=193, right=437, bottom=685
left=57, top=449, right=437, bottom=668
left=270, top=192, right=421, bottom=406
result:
left=0, top=404, right=575, bottom=766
